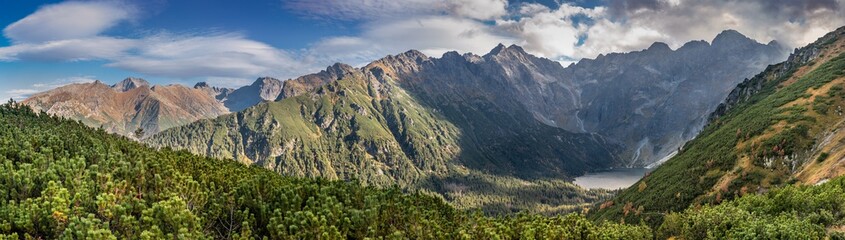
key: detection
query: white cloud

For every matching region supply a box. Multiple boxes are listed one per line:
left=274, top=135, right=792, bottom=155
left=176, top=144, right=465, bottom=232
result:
left=594, top=0, right=845, bottom=54
left=2, top=75, right=97, bottom=100
left=35, top=75, right=98, bottom=88
left=573, top=18, right=666, bottom=58
left=449, top=0, right=508, bottom=20
left=308, top=16, right=514, bottom=67
left=3, top=1, right=134, bottom=43
left=0, top=1, right=307, bottom=82
left=5, top=89, right=40, bottom=100
left=0, top=37, right=137, bottom=61
left=496, top=4, right=596, bottom=58
left=107, top=33, right=302, bottom=78
left=293, top=0, right=845, bottom=64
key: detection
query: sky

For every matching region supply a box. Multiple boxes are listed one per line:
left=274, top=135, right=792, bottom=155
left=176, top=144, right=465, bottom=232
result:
left=1, top=0, right=844, bottom=100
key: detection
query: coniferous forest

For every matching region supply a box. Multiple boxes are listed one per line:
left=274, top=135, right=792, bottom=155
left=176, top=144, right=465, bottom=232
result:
left=0, top=101, right=653, bottom=239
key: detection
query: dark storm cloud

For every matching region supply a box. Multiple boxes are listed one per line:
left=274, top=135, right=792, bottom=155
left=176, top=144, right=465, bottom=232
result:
left=757, top=0, right=838, bottom=20
left=609, top=0, right=839, bottom=19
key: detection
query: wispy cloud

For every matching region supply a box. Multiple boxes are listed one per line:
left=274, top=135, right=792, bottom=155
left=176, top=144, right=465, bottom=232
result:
left=0, top=1, right=306, bottom=82
left=106, top=33, right=303, bottom=78
left=2, top=75, right=97, bottom=100
left=3, top=1, right=136, bottom=43
left=4, top=89, right=40, bottom=100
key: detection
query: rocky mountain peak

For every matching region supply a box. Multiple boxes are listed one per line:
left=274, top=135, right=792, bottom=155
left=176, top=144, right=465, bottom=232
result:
left=485, top=44, right=530, bottom=58
left=488, top=43, right=507, bottom=55
left=647, top=42, right=672, bottom=52
left=396, top=50, right=428, bottom=62
left=326, top=63, right=355, bottom=79
left=441, top=51, right=463, bottom=59
left=249, top=77, right=283, bottom=101
left=678, top=40, right=710, bottom=51
left=712, top=29, right=753, bottom=47
left=254, top=77, right=281, bottom=86
left=111, top=77, right=150, bottom=92
left=193, top=81, right=233, bottom=101
left=194, top=82, right=211, bottom=89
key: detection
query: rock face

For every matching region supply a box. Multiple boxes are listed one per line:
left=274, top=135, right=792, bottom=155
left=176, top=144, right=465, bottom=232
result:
left=23, top=79, right=230, bottom=138
left=222, top=77, right=284, bottom=112
left=193, top=82, right=234, bottom=101
left=111, top=77, right=150, bottom=92
left=277, top=63, right=356, bottom=100
left=521, top=30, right=785, bottom=166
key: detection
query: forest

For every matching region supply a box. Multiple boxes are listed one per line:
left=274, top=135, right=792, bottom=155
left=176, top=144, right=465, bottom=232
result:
left=0, top=101, right=648, bottom=239
left=2, top=98, right=845, bottom=239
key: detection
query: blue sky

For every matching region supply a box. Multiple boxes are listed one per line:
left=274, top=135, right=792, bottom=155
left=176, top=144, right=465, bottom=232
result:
left=1, top=0, right=843, bottom=100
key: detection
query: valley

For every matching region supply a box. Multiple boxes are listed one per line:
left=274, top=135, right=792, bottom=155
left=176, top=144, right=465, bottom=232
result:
left=3, top=0, right=845, bottom=237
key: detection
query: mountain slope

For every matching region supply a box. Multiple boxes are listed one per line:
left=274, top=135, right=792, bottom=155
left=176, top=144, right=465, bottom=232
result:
left=22, top=78, right=228, bottom=138
left=148, top=49, right=621, bottom=213
left=591, top=26, right=845, bottom=226
left=10, top=99, right=845, bottom=238
left=0, top=101, right=657, bottom=239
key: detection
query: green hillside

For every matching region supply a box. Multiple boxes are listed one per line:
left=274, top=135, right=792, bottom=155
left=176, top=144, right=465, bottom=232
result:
left=8, top=100, right=845, bottom=238
left=147, top=52, right=619, bottom=214
left=591, top=26, right=845, bottom=227
left=0, top=101, right=655, bottom=239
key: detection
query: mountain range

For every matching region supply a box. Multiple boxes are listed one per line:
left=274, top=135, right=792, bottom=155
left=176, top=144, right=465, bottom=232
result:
left=23, top=78, right=228, bottom=138
left=136, top=30, right=784, bottom=212
left=592, top=25, right=845, bottom=226
left=527, top=30, right=784, bottom=166
left=19, top=29, right=790, bottom=213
